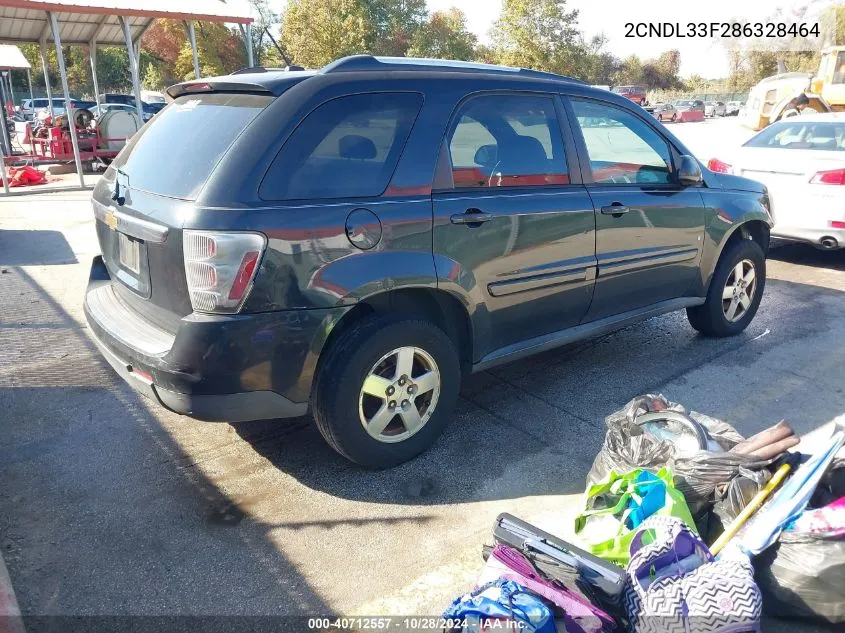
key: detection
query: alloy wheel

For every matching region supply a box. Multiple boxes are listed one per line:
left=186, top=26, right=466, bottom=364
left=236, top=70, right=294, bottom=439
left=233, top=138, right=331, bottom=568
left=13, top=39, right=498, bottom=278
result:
left=722, top=259, right=757, bottom=322
left=358, top=346, right=441, bottom=443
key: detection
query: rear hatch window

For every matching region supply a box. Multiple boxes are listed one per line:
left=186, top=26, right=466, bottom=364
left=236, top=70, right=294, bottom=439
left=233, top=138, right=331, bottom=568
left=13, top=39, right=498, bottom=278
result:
left=111, top=92, right=272, bottom=200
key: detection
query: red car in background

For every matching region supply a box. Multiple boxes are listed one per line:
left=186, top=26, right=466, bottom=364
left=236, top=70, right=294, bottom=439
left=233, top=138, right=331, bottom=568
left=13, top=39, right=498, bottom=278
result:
left=674, top=99, right=706, bottom=122
left=612, top=85, right=648, bottom=105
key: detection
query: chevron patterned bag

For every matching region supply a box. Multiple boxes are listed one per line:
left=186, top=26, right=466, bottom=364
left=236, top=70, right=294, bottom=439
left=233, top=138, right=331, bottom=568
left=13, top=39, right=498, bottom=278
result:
left=623, top=516, right=761, bottom=633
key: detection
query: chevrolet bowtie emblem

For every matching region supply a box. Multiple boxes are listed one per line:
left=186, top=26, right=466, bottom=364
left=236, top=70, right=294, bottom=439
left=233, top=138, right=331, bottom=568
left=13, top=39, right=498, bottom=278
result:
left=104, top=208, right=118, bottom=231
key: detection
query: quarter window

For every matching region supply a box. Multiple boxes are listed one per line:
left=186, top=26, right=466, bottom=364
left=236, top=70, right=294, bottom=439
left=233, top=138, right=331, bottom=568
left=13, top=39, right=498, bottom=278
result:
left=571, top=99, right=674, bottom=185
left=445, top=94, right=569, bottom=189
left=261, top=92, right=423, bottom=200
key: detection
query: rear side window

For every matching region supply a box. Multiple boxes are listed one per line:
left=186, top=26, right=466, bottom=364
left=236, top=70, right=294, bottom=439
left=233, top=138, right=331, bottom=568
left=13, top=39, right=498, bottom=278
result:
left=113, top=92, right=272, bottom=200
left=261, top=92, right=423, bottom=200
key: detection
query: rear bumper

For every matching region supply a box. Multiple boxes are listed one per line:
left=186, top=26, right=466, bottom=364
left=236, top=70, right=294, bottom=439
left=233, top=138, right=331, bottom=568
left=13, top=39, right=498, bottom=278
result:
left=84, top=256, right=344, bottom=421
left=88, top=325, right=307, bottom=421
left=770, top=226, right=845, bottom=248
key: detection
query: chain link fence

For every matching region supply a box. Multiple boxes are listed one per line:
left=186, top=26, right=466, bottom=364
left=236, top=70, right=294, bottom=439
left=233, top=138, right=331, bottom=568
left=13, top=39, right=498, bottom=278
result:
left=649, top=90, right=749, bottom=104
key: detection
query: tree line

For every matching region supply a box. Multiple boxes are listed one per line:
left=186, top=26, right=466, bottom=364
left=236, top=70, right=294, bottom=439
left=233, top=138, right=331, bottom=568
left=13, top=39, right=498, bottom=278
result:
left=14, top=0, right=844, bottom=100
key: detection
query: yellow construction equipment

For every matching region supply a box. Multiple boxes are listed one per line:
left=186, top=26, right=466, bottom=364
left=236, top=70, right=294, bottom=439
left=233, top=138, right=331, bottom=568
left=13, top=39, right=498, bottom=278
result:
left=741, top=46, right=845, bottom=130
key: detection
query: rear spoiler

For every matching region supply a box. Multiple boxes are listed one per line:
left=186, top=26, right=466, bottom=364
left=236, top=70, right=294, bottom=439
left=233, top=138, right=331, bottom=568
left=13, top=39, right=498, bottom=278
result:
left=166, top=80, right=273, bottom=100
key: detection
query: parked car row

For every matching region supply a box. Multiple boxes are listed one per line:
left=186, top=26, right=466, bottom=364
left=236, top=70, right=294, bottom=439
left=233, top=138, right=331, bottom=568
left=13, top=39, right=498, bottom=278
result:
left=649, top=100, right=747, bottom=124
left=16, top=93, right=166, bottom=122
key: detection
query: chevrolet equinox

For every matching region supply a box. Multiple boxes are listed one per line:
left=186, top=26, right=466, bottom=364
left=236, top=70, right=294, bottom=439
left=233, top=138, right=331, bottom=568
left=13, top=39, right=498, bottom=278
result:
left=84, top=56, right=773, bottom=467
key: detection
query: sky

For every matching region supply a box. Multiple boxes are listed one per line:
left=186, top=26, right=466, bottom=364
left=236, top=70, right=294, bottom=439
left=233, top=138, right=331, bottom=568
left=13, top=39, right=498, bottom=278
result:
left=276, top=0, right=837, bottom=78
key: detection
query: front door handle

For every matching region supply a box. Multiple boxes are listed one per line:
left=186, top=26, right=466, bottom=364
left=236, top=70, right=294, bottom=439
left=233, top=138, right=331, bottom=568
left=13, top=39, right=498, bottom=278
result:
left=601, top=203, right=629, bottom=217
left=450, top=209, right=495, bottom=226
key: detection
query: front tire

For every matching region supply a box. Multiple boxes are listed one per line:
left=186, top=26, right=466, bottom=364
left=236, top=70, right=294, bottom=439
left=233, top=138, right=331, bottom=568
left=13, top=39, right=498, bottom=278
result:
left=312, top=314, right=461, bottom=468
left=687, top=238, right=766, bottom=337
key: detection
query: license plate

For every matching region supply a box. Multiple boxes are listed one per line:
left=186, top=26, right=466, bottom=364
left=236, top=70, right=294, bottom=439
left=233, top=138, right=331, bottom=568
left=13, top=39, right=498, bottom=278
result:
left=118, top=233, right=140, bottom=274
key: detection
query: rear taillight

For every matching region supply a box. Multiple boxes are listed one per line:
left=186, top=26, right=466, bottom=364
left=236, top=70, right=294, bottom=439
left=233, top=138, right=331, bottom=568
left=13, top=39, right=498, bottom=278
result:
left=810, top=168, right=845, bottom=185
left=831, top=221, right=845, bottom=229
left=707, top=158, right=733, bottom=174
left=183, top=230, right=266, bottom=314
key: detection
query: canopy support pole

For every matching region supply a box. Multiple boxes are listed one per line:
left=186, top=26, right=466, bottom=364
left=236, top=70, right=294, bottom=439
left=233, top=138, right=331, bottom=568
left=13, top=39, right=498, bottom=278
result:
left=38, top=36, right=54, bottom=118
left=119, top=16, right=144, bottom=124
left=89, top=40, right=101, bottom=109
left=239, top=24, right=254, bottom=68
left=184, top=21, right=201, bottom=79
left=49, top=11, right=85, bottom=188
left=6, top=72, right=14, bottom=110
left=0, top=75, right=12, bottom=194
left=26, top=68, right=34, bottom=111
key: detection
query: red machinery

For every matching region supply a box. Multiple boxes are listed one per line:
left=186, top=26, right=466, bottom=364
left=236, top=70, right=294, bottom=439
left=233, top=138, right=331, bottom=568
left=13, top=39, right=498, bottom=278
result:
left=3, top=109, right=126, bottom=166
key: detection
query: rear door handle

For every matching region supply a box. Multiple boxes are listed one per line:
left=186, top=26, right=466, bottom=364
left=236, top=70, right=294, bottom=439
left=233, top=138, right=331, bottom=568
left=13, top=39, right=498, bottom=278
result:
left=450, top=209, right=495, bottom=225
left=601, top=203, right=629, bottom=216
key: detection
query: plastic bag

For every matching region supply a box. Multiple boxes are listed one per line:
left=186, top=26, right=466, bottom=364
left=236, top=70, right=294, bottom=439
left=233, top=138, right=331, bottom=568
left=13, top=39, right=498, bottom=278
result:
left=755, top=529, right=845, bottom=623
left=755, top=463, right=845, bottom=623
left=587, top=394, right=771, bottom=518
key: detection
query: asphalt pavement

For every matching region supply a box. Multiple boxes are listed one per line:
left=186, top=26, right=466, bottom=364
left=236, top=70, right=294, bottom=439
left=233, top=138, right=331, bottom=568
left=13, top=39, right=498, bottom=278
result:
left=1, top=118, right=844, bottom=630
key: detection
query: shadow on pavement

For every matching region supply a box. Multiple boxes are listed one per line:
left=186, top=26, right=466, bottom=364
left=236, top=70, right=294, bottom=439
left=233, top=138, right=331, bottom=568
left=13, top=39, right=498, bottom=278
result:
left=0, top=268, right=333, bottom=621
left=0, top=230, right=78, bottom=266
left=769, top=241, right=845, bottom=271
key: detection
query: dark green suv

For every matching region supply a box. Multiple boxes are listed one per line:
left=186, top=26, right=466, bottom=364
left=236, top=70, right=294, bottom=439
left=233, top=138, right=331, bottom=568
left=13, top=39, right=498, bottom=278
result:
left=84, top=56, right=772, bottom=468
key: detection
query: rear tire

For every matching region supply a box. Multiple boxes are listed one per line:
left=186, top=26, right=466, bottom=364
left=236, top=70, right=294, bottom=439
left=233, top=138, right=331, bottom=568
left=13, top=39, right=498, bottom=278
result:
left=687, top=238, right=766, bottom=337
left=312, top=314, right=461, bottom=468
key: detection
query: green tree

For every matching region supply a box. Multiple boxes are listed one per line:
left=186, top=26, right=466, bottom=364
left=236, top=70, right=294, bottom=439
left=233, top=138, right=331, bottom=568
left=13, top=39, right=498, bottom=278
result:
left=490, top=0, right=581, bottom=74
left=640, top=50, right=683, bottom=90
left=572, top=33, right=617, bottom=84
left=407, top=8, right=477, bottom=60
left=613, top=55, right=643, bottom=85
left=142, top=62, right=163, bottom=90
left=246, top=0, right=281, bottom=66
left=365, top=0, right=428, bottom=56
left=281, top=0, right=373, bottom=68
left=174, top=22, right=245, bottom=80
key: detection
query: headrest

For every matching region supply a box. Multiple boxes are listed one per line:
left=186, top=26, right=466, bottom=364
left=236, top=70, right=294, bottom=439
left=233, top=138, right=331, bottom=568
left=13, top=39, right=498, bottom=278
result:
left=510, top=135, right=548, bottom=164
left=338, top=135, right=377, bottom=160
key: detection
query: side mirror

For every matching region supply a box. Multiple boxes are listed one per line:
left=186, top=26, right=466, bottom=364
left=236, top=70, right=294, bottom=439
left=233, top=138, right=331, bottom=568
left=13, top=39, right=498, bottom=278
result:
left=678, top=155, right=703, bottom=186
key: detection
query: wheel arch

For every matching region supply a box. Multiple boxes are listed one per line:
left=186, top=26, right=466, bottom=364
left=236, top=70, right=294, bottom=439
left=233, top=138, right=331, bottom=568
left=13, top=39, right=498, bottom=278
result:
left=313, top=287, right=475, bottom=387
left=703, top=218, right=770, bottom=293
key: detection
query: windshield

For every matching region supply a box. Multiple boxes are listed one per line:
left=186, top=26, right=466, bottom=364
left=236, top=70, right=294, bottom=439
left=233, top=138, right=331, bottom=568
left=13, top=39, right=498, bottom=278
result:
left=676, top=101, right=693, bottom=106
left=113, top=92, right=272, bottom=200
left=745, top=120, right=845, bottom=151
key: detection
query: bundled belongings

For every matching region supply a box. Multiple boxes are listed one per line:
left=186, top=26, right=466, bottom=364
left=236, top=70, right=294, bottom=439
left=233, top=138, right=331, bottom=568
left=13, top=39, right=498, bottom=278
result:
left=756, top=496, right=845, bottom=622
left=738, top=423, right=845, bottom=557
left=624, top=516, right=762, bottom=633
left=574, top=467, right=697, bottom=566
left=479, top=544, right=615, bottom=633
left=492, top=513, right=625, bottom=609
left=5, top=165, right=48, bottom=187
left=754, top=453, right=845, bottom=623
left=443, top=578, right=556, bottom=633
left=587, top=394, right=798, bottom=524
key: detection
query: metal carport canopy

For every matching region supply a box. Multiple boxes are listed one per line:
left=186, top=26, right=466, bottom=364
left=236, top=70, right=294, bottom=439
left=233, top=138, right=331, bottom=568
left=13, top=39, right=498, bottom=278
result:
left=0, top=44, right=31, bottom=68
left=0, top=1, right=255, bottom=45
left=0, top=1, right=255, bottom=195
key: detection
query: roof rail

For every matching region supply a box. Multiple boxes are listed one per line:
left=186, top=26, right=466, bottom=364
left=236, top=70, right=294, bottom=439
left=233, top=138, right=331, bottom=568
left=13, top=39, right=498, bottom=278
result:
left=320, top=55, right=585, bottom=84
